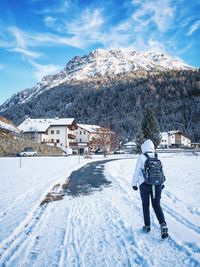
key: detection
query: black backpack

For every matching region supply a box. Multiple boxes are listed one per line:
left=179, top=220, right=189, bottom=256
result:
left=142, top=152, right=166, bottom=185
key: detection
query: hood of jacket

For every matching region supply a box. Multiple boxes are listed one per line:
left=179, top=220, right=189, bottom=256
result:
left=141, top=139, right=155, bottom=153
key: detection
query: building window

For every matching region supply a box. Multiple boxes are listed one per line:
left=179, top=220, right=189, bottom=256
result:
left=56, top=139, right=60, bottom=143
left=80, top=138, right=82, bottom=142
left=51, top=139, right=54, bottom=143
left=80, top=131, right=82, bottom=135
left=84, top=131, right=86, bottom=134
left=56, top=130, right=60, bottom=134
left=51, top=130, right=54, bottom=134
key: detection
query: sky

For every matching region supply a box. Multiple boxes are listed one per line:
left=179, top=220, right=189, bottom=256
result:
left=0, top=0, right=200, bottom=105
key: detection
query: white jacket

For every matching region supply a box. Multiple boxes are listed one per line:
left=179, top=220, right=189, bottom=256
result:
left=132, top=139, right=155, bottom=187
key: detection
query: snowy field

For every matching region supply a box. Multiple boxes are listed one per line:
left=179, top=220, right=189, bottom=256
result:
left=0, top=153, right=200, bottom=267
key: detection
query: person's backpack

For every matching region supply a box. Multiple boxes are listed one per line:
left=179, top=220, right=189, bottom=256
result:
left=142, top=152, right=166, bottom=185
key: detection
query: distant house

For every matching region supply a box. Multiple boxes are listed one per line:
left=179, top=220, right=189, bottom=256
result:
left=159, top=132, right=169, bottom=148
left=18, top=117, right=77, bottom=151
left=160, top=131, right=191, bottom=148
left=191, top=143, right=200, bottom=149
left=74, top=124, right=114, bottom=153
left=123, top=141, right=136, bottom=152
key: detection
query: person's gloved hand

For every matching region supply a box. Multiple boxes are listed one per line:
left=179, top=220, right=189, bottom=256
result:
left=161, top=184, right=165, bottom=189
left=132, top=186, right=138, bottom=191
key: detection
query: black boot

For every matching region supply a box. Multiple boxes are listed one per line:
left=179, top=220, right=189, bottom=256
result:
left=160, top=223, right=168, bottom=239
left=142, top=226, right=151, bottom=233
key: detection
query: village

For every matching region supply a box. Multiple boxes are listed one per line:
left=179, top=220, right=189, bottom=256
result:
left=0, top=115, right=199, bottom=157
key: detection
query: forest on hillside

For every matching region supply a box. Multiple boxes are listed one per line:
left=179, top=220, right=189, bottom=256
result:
left=1, top=70, right=200, bottom=141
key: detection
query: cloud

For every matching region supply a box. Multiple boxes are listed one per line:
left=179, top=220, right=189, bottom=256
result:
left=44, top=16, right=58, bottom=28
left=187, top=20, right=200, bottom=36
left=5, top=27, right=42, bottom=60
left=132, top=0, right=175, bottom=32
left=146, top=38, right=167, bottom=53
left=63, top=8, right=104, bottom=46
left=9, top=47, right=42, bottom=58
left=35, top=0, right=70, bottom=14
left=8, top=26, right=28, bottom=49
left=29, top=60, right=62, bottom=80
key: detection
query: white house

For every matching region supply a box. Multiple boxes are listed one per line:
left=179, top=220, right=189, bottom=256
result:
left=160, top=132, right=169, bottom=148
left=168, top=131, right=191, bottom=148
left=18, top=117, right=77, bottom=151
left=123, top=141, right=136, bottom=152
left=73, top=124, right=100, bottom=153
left=160, top=131, right=191, bottom=148
left=74, top=124, right=114, bottom=154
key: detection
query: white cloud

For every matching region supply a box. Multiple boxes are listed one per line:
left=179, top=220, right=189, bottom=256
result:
left=44, top=16, right=57, bottom=28
left=36, top=0, right=70, bottom=14
left=132, top=0, right=174, bottom=32
left=65, top=8, right=104, bottom=41
left=8, top=27, right=28, bottom=49
left=147, top=38, right=167, bottom=53
left=9, top=47, right=41, bottom=58
left=29, top=60, right=62, bottom=80
left=187, top=20, right=200, bottom=36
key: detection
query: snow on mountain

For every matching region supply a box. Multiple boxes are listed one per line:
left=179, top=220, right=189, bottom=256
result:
left=0, top=49, right=194, bottom=112
left=0, top=116, right=20, bottom=133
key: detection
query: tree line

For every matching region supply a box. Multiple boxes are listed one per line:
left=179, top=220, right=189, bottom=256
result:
left=1, top=69, right=200, bottom=142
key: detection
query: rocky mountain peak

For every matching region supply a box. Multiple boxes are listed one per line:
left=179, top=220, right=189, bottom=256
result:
left=0, top=49, right=194, bottom=112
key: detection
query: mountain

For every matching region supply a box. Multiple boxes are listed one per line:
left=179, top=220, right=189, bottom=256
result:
left=0, top=49, right=193, bottom=112
left=0, top=50, right=199, bottom=141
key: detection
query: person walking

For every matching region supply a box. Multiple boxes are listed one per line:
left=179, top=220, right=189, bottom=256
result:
left=132, top=139, right=168, bottom=239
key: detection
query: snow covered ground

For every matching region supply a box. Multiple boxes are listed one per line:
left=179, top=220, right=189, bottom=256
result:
left=0, top=153, right=200, bottom=266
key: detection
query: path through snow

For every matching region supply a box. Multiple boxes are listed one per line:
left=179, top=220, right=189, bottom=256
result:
left=0, top=156, right=200, bottom=266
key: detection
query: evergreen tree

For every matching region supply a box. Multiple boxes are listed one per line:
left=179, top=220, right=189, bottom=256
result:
left=136, top=107, right=161, bottom=152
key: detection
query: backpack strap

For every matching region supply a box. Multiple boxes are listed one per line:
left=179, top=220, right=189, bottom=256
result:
left=144, top=152, right=156, bottom=159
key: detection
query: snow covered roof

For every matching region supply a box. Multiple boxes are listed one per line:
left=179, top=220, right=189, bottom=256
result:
left=160, top=132, right=169, bottom=138
left=77, top=124, right=100, bottom=133
left=0, top=117, right=20, bottom=133
left=168, top=130, right=181, bottom=135
left=124, top=141, right=136, bottom=146
left=18, top=117, right=75, bottom=132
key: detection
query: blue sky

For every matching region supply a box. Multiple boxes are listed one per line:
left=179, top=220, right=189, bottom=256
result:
left=0, top=0, right=200, bottom=105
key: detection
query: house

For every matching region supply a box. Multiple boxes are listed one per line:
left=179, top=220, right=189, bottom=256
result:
left=18, top=117, right=77, bottom=151
left=160, top=131, right=191, bottom=148
left=159, top=132, right=169, bottom=148
left=123, top=141, right=136, bottom=152
left=74, top=124, right=115, bottom=154
left=168, top=131, right=191, bottom=148
left=191, top=143, right=200, bottom=149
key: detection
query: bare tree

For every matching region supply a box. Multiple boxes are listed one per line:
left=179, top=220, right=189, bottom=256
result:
left=91, top=127, right=115, bottom=155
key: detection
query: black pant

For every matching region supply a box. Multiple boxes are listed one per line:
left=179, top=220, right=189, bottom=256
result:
left=139, top=182, right=166, bottom=226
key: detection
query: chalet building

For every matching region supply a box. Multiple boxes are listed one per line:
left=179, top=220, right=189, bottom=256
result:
left=74, top=124, right=114, bottom=154
left=18, top=117, right=77, bottom=151
left=159, top=132, right=169, bottom=148
left=123, top=141, right=136, bottom=152
left=160, top=131, right=191, bottom=148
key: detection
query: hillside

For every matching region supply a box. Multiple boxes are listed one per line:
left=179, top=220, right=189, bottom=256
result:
left=0, top=50, right=193, bottom=113
left=1, top=69, right=200, bottom=141
left=0, top=50, right=199, bottom=141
